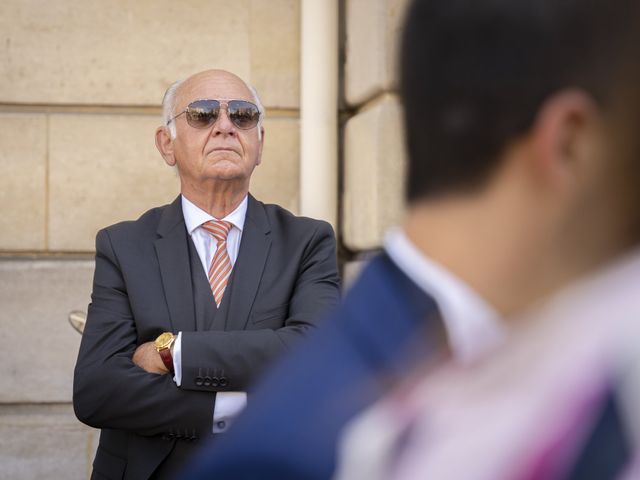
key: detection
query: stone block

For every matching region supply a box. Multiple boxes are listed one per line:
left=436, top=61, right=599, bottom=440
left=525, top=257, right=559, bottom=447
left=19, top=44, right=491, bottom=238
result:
left=0, top=0, right=298, bottom=107
left=343, top=95, right=406, bottom=250
left=345, top=0, right=411, bottom=106
left=251, top=116, right=300, bottom=214
left=0, top=259, right=94, bottom=403
left=48, top=113, right=179, bottom=251
left=250, top=0, right=300, bottom=109
left=0, top=404, right=98, bottom=480
left=0, top=114, right=46, bottom=251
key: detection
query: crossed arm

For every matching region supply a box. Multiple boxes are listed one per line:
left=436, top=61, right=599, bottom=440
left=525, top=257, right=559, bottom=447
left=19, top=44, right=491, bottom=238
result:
left=73, top=225, right=340, bottom=437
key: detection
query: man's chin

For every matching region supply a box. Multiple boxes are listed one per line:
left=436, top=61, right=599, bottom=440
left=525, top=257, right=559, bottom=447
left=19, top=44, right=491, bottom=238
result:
left=204, top=165, right=245, bottom=182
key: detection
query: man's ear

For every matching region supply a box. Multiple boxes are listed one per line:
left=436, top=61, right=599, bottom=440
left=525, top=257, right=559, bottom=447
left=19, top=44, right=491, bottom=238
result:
left=256, top=127, right=265, bottom=166
left=155, top=126, right=176, bottom=167
left=529, top=89, right=602, bottom=192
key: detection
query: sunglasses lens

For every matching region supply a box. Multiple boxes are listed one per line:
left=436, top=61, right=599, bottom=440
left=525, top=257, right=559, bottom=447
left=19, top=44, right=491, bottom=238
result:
left=228, top=100, right=260, bottom=129
left=185, top=100, right=220, bottom=128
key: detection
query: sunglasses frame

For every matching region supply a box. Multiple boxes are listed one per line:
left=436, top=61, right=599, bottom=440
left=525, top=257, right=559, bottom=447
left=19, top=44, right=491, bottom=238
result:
left=167, top=99, right=261, bottom=130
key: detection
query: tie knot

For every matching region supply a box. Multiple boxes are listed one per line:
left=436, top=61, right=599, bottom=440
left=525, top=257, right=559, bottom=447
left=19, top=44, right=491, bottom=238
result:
left=202, top=220, right=232, bottom=242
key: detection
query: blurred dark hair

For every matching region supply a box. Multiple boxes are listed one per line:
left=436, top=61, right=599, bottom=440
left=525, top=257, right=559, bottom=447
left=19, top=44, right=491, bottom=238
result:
left=401, top=0, right=640, bottom=202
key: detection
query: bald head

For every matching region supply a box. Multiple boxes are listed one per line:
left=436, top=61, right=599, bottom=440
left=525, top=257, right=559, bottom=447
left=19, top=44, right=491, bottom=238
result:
left=162, top=69, right=264, bottom=138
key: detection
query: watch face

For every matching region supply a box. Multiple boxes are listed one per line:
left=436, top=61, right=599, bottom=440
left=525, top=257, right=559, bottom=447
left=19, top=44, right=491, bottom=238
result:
left=155, top=332, right=174, bottom=349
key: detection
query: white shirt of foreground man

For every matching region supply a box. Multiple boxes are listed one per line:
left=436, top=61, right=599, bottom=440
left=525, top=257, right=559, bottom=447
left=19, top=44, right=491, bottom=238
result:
left=334, top=248, right=640, bottom=480
left=385, top=227, right=505, bottom=362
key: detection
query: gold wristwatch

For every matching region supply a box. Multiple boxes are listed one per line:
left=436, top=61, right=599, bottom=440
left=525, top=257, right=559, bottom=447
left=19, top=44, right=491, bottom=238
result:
left=154, top=332, right=176, bottom=374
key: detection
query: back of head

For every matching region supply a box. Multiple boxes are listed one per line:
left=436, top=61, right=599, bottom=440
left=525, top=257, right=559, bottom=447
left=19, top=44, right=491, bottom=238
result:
left=401, top=0, right=640, bottom=203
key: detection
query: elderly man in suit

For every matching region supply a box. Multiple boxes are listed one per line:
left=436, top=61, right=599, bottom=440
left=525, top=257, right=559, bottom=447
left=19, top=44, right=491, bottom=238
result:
left=72, top=69, right=340, bottom=479
left=186, top=0, right=640, bottom=478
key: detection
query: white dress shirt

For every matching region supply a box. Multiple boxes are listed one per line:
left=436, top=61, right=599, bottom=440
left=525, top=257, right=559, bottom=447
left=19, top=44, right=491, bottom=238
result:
left=172, top=194, right=248, bottom=433
left=384, top=227, right=505, bottom=363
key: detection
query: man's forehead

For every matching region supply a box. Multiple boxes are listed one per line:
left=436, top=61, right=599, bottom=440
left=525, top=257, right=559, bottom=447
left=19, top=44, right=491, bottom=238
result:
left=177, top=72, right=253, bottom=105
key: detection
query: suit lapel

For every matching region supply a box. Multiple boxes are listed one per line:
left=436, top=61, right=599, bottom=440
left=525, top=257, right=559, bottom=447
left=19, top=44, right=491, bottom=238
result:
left=344, top=253, right=446, bottom=373
left=217, top=194, right=272, bottom=331
left=154, top=195, right=196, bottom=332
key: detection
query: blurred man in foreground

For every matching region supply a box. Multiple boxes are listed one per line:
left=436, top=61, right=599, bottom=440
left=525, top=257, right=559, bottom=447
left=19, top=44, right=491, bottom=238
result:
left=188, top=0, right=640, bottom=477
left=336, top=250, right=640, bottom=480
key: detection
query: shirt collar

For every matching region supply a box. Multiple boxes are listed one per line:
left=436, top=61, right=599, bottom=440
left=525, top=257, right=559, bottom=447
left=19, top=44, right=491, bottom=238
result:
left=181, top=194, right=248, bottom=235
left=384, top=227, right=505, bottom=362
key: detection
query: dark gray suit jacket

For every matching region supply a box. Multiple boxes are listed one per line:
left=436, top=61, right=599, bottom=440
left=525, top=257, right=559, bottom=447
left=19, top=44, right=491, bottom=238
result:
left=73, top=194, right=340, bottom=480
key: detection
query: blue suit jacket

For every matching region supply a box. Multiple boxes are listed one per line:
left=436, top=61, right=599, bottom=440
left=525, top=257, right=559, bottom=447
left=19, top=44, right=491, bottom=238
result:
left=186, top=253, right=444, bottom=479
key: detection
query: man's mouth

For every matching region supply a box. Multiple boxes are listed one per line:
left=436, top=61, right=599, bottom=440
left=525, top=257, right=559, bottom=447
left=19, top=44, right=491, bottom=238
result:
left=209, top=148, right=239, bottom=155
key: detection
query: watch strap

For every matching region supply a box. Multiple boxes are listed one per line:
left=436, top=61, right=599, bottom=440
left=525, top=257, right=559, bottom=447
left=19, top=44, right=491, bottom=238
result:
left=158, top=347, right=174, bottom=374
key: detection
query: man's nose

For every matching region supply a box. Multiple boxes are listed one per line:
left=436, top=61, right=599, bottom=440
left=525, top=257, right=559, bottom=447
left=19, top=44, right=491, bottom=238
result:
left=211, top=106, right=236, bottom=135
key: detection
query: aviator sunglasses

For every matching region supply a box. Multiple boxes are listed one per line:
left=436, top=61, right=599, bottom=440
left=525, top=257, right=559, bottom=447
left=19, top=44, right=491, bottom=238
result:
left=167, top=99, right=261, bottom=130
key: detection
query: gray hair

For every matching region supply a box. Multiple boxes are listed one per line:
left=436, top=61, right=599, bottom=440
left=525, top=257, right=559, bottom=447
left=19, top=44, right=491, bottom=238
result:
left=161, top=78, right=265, bottom=140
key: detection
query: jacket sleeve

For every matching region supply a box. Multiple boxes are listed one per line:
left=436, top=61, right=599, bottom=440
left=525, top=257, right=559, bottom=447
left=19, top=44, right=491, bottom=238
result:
left=178, top=221, right=341, bottom=392
left=73, top=229, right=214, bottom=439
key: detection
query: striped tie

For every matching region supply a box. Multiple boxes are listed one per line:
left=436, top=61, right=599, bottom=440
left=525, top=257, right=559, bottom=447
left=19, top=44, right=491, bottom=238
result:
left=201, top=220, right=233, bottom=308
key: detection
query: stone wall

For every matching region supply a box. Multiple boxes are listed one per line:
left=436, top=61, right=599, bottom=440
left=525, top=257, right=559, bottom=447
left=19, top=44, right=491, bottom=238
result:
left=0, top=260, right=96, bottom=478
left=342, top=0, right=410, bottom=280
left=0, top=1, right=300, bottom=477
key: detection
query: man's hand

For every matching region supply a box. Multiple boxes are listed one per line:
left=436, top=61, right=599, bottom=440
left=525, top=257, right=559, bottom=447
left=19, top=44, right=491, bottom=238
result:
left=133, top=342, right=169, bottom=374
